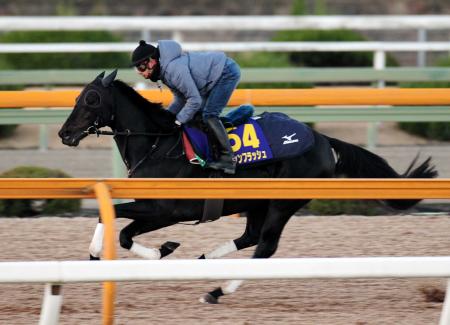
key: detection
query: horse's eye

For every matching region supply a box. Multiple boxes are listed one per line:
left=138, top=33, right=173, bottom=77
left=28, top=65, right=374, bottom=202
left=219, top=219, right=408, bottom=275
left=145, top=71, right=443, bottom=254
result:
left=84, top=90, right=101, bottom=107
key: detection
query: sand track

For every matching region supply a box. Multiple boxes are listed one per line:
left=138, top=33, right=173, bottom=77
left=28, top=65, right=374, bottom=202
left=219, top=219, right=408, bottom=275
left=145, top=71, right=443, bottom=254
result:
left=0, top=215, right=449, bottom=324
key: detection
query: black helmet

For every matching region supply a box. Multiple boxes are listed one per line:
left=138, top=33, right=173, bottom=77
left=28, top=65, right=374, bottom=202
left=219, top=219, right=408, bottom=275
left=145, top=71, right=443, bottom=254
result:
left=131, top=40, right=158, bottom=66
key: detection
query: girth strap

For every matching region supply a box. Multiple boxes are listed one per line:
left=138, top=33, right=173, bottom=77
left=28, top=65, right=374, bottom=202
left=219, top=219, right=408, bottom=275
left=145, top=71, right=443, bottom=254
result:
left=198, top=171, right=224, bottom=223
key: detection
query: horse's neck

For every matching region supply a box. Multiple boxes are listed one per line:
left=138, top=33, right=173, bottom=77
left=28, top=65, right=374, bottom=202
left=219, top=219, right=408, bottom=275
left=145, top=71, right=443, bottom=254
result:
left=112, top=104, right=184, bottom=175
left=114, top=132, right=185, bottom=177
left=110, top=97, right=151, bottom=167
left=112, top=95, right=145, bottom=131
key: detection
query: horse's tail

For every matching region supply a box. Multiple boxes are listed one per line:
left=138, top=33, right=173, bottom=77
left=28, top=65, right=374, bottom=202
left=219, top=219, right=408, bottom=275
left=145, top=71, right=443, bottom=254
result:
left=325, top=135, right=438, bottom=210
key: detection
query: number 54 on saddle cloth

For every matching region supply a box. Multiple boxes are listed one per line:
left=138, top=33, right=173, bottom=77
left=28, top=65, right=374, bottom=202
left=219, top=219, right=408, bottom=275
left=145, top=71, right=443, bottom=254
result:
left=182, top=112, right=315, bottom=167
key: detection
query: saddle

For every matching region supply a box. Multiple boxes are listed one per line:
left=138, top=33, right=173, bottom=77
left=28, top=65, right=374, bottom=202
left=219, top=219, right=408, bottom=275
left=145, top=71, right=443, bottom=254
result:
left=182, top=106, right=315, bottom=168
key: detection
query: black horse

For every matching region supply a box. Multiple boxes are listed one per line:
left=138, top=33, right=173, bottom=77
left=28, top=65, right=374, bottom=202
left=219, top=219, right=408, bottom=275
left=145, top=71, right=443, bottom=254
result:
left=59, top=71, right=437, bottom=304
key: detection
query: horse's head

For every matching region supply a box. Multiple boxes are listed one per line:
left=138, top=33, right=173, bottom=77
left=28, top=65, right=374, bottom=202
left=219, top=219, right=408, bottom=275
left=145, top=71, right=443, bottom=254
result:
left=58, top=70, right=117, bottom=146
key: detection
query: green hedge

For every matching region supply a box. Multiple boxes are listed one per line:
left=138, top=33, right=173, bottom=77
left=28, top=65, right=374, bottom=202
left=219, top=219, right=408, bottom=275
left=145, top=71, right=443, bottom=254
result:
left=398, top=55, right=450, bottom=141
left=0, top=31, right=129, bottom=70
left=274, top=29, right=370, bottom=67
left=0, top=166, right=81, bottom=217
left=0, top=125, right=17, bottom=138
left=0, top=30, right=129, bottom=139
left=306, top=200, right=381, bottom=216
left=273, top=29, right=399, bottom=68
left=232, top=51, right=313, bottom=89
left=233, top=29, right=398, bottom=90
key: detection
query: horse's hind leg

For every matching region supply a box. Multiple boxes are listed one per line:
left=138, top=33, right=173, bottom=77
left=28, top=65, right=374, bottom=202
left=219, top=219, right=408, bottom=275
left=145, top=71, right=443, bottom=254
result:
left=201, top=200, right=309, bottom=304
left=199, top=205, right=267, bottom=304
left=198, top=204, right=267, bottom=259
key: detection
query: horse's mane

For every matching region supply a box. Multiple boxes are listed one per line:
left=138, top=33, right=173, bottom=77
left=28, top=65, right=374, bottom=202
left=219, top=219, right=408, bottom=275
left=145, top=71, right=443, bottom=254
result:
left=113, top=80, right=176, bottom=131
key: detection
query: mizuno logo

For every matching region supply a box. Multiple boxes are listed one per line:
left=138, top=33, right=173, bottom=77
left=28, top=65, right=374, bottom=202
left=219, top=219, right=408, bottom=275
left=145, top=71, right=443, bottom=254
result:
left=282, top=133, right=299, bottom=144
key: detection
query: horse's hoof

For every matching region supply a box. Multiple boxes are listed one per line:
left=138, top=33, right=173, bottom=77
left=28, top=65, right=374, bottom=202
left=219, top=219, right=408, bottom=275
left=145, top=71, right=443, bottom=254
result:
left=159, top=241, right=181, bottom=258
left=90, top=254, right=100, bottom=261
left=163, top=241, right=180, bottom=251
left=198, top=254, right=206, bottom=259
left=199, top=293, right=219, bottom=304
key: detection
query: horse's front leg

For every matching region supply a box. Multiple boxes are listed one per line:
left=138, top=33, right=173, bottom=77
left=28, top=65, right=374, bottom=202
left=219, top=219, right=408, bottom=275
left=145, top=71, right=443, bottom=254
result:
left=89, top=218, right=103, bottom=260
left=119, top=219, right=179, bottom=259
left=88, top=201, right=180, bottom=260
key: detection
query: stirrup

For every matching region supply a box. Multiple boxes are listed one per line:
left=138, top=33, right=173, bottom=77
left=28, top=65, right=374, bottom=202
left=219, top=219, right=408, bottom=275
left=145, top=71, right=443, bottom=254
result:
left=208, top=159, right=236, bottom=175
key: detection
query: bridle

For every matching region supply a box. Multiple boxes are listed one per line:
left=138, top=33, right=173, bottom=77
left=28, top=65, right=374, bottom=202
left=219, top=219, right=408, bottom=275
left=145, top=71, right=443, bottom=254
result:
left=81, top=87, right=182, bottom=177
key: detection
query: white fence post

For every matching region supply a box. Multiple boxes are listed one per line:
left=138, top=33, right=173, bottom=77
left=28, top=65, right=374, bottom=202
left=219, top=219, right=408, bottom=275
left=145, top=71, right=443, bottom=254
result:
left=440, top=279, right=450, bottom=325
left=417, top=29, right=427, bottom=67
left=140, top=29, right=151, bottom=42
left=39, top=124, right=48, bottom=152
left=172, top=30, right=183, bottom=42
left=39, top=284, right=62, bottom=325
left=367, top=50, right=386, bottom=150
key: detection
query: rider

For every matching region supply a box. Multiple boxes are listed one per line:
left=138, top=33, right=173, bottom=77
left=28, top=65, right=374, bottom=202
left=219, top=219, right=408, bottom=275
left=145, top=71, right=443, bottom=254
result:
left=131, top=40, right=240, bottom=174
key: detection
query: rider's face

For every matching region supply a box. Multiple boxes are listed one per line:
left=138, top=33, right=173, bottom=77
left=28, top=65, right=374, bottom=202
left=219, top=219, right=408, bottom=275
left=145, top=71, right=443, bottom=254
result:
left=136, top=58, right=157, bottom=80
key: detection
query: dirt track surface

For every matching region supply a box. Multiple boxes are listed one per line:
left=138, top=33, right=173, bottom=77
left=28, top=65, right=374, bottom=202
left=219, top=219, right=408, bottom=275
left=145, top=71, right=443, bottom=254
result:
left=0, top=215, right=449, bottom=325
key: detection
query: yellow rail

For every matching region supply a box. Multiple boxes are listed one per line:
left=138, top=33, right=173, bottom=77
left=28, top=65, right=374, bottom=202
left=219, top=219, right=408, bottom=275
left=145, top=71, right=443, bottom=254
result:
left=1, top=178, right=450, bottom=199
left=93, top=183, right=116, bottom=325
left=1, top=177, right=448, bottom=325
left=2, top=88, right=450, bottom=107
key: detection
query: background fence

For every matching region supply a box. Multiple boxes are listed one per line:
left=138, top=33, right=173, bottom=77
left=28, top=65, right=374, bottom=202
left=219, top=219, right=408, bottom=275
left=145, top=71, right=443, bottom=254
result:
left=1, top=15, right=449, bottom=88
left=1, top=13, right=450, bottom=325
left=1, top=85, right=449, bottom=158
left=1, top=15, right=450, bottom=67
left=2, top=15, right=450, bottom=153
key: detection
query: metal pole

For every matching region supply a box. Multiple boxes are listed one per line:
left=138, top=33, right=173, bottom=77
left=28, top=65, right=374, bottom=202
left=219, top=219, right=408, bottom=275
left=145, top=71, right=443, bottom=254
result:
left=39, top=124, right=48, bottom=152
left=172, top=31, right=183, bottom=42
left=367, top=50, right=386, bottom=150
left=140, top=29, right=151, bottom=42
left=417, top=29, right=427, bottom=67
left=39, top=284, right=62, bottom=325
left=112, top=144, right=126, bottom=178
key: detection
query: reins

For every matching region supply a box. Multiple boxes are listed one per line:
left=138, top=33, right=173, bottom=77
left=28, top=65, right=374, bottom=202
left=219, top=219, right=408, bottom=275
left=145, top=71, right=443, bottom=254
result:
left=86, top=126, right=176, bottom=138
left=86, top=125, right=181, bottom=177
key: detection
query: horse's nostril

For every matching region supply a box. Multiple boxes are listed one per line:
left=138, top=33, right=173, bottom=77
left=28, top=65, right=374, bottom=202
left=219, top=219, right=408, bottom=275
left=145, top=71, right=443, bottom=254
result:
left=58, top=130, right=72, bottom=142
left=59, top=130, right=70, bottom=139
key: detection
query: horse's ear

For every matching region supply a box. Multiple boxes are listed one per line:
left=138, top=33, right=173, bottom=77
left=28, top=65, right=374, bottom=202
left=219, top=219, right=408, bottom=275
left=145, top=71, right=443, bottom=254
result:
left=102, top=69, right=118, bottom=87
left=95, top=71, right=105, bottom=81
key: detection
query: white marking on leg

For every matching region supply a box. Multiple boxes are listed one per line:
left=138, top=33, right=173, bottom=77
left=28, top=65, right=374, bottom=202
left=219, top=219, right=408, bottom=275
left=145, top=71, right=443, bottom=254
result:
left=130, top=242, right=161, bottom=260
left=222, top=280, right=244, bottom=295
left=205, top=240, right=237, bottom=259
left=88, top=223, right=104, bottom=258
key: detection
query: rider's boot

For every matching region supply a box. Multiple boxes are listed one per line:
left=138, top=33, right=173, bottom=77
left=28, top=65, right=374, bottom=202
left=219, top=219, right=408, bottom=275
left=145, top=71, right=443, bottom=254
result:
left=205, top=117, right=236, bottom=174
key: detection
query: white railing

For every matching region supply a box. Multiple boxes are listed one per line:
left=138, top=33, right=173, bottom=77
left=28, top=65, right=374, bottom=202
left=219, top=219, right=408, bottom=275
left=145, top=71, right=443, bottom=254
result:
left=3, top=257, right=450, bottom=282
left=1, top=257, right=450, bottom=325
left=1, top=41, right=450, bottom=53
left=1, top=15, right=450, bottom=31
left=0, top=15, right=449, bottom=68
